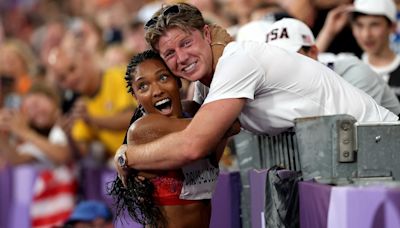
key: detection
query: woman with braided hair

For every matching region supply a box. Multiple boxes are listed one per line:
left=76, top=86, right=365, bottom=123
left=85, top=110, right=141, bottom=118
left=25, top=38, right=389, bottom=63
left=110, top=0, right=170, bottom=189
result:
left=108, top=49, right=237, bottom=228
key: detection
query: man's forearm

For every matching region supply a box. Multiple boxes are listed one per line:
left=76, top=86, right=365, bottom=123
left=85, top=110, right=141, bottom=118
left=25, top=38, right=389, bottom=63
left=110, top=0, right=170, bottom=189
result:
left=125, top=130, right=200, bottom=170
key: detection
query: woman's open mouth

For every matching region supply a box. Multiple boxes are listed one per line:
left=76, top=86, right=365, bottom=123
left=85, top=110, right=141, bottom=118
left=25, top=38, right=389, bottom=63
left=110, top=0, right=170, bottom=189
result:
left=154, top=98, right=173, bottom=115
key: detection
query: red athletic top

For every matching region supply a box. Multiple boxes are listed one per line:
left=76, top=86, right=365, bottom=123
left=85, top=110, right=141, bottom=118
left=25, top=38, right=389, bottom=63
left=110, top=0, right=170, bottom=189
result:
left=151, top=171, right=198, bottom=205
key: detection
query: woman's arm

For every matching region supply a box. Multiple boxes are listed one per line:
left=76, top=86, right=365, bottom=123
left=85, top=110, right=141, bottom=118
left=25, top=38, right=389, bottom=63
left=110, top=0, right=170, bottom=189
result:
left=0, top=109, right=72, bottom=165
left=0, top=135, right=36, bottom=165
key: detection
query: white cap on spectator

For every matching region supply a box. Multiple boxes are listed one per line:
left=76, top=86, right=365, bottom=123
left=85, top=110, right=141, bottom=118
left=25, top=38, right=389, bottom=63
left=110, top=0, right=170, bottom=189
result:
left=265, top=18, right=315, bottom=52
left=236, top=20, right=274, bottom=42
left=352, top=0, right=396, bottom=23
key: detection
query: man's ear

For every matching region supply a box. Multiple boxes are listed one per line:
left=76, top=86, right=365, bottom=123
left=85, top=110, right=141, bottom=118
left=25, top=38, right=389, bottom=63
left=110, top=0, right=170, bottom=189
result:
left=203, top=24, right=212, bottom=44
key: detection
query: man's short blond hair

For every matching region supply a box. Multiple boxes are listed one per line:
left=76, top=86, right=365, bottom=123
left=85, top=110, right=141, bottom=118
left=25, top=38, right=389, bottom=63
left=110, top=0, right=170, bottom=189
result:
left=144, top=3, right=206, bottom=51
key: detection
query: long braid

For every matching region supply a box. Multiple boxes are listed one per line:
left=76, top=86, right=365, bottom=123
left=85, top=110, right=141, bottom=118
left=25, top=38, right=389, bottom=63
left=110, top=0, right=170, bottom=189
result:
left=107, top=50, right=168, bottom=227
left=107, top=105, right=166, bottom=227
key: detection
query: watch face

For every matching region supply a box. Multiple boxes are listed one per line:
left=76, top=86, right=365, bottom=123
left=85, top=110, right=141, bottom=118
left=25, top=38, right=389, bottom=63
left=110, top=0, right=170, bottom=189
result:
left=118, top=155, right=125, bottom=167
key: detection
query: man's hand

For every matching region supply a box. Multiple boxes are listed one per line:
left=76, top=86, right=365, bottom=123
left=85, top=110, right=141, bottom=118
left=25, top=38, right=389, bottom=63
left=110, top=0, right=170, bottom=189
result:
left=114, top=144, right=129, bottom=187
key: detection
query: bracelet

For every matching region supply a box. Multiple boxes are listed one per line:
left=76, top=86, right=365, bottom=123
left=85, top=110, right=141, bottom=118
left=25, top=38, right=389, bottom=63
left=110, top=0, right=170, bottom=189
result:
left=211, top=42, right=226, bottom=47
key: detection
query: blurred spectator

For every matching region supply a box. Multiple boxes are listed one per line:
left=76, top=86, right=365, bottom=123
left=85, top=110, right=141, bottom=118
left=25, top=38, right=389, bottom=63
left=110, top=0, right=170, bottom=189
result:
left=94, top=1, right=129, bottom=45
left=320, top=6, right=363, bottom=56
left=265, top=17, right=400, bottom=115
left=318, top=0, right=400, bottom=100
left=249, top=2, right=288, bottom=22
left=0, top=83, right=77, bottom=227
left=30, top=19, right=67, bottom=68
left=102, top=44, right=130, bottom=70
left=67, top=18, right=104, bottom=54
left=122, top=17, right=148, bottom=56
left=63, top=200, right=113, bottom=228
left=353, top=0, right=400, bottom=99
left=275, top=0, right=363, bottom=57
left=188, top=0, right=232, bottom=27
left=48, top=29, right=136, bottom=163
left=0, top=38, right=37, bottom=95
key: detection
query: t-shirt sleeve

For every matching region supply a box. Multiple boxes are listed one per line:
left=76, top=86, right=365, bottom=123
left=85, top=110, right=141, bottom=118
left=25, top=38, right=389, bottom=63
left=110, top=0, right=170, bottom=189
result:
left=204, top=52, right=264, bottom=104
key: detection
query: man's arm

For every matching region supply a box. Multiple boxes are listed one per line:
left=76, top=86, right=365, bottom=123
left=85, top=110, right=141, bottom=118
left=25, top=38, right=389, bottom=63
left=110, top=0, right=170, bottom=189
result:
left=127, top=114, right=191, bottom=145
left=124, top=98, right=245, bottom=170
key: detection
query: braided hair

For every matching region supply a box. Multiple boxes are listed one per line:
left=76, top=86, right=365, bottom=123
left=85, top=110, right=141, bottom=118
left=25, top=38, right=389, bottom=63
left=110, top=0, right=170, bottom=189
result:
left=107, top=166, right=166, bottom=227
left=107, top=50, right=173, bottom=227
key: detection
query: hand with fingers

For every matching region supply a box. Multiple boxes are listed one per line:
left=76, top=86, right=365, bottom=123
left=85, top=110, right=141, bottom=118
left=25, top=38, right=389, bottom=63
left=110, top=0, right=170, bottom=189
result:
left=209, top=24, right=233, bottom=70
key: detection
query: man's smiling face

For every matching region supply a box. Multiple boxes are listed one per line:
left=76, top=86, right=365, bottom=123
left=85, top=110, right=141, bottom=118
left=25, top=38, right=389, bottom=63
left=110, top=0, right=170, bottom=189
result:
left=157, top=26, right=214, bottom=85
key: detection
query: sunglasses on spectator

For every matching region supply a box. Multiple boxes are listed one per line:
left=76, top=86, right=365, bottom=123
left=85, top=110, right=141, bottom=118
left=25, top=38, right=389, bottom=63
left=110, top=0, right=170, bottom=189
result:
left=144, top=5, right=180, bottom=30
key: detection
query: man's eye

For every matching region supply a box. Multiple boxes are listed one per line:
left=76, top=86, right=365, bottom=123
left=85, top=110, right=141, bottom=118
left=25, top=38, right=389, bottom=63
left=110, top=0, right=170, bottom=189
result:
left=164, top=51, right=174, bottom=59
left=183, top=40, right=191, bottom=47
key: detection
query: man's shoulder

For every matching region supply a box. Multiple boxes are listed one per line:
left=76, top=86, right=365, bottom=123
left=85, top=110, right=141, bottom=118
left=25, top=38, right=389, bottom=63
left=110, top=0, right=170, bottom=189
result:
left=218, top=41, right=268, bottom=69
left=223, top=40, right=267, bottom=53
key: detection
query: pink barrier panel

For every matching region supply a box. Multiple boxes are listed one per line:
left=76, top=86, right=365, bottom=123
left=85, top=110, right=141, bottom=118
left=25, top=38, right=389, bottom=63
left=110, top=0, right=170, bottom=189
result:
left=299, top=181, right=400, bottom=228
left=0, top=166, right=13, bottom=228
left=9, top=165, right=39, bottom=228
left=299, top=181, right=332, bottom=228
left=249, top=169, right=268, bottom=228
left=210, top=171, right=242, bottom=228
left=327, top=185, right=400, bottom=228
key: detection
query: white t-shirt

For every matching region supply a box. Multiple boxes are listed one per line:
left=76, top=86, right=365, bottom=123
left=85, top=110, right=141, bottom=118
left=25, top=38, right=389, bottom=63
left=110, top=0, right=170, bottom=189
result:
left=194, top=42, right=398, bottom=135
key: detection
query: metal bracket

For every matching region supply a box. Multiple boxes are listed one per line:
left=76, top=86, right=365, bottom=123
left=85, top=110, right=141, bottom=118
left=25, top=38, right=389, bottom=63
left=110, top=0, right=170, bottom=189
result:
left=337, top=119, right=355, bottom=162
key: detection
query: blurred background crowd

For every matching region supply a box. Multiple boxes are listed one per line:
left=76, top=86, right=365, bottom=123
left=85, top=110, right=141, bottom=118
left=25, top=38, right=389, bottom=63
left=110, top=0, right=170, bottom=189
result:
left=2, top=0, right=400, bottom=227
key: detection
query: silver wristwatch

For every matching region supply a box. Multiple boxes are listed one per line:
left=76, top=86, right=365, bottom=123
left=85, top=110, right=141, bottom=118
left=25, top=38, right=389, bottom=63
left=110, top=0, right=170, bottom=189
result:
left=117, top=147, right=128, bottom=169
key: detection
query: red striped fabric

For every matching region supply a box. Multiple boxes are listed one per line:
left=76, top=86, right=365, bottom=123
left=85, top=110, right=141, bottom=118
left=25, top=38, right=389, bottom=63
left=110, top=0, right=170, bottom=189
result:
left=33, top=182, right=76, bottom=201
left=32, top=210, right=73, bottom=227
left=30, top=166, right=77, bottom=228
